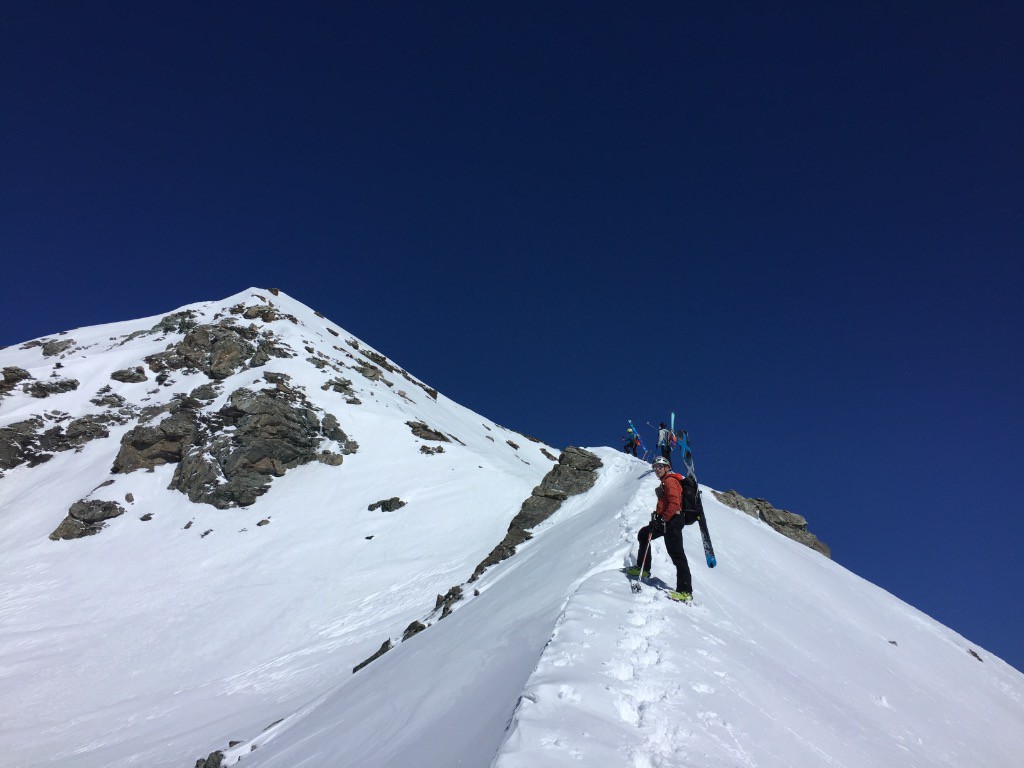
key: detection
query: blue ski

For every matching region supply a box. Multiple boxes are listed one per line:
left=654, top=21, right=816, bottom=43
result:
left=676, top=416, right=716, bottom=568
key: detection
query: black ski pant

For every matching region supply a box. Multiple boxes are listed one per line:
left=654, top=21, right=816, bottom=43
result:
left=637, top=515, right=692, bottom=594
left=660, top=445, right=672, bottom=462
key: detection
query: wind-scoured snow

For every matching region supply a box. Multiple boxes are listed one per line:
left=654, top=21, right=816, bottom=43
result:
left=2, top=289, right=1022, bottom=768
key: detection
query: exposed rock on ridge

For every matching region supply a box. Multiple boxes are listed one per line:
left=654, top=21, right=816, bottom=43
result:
left=351, top=447, right=603, bottom=676
left=712, top=488, right=831, bottom=557
left=471, top=446, right=603, bottom=580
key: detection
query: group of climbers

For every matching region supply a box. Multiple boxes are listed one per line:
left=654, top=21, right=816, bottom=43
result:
left=621, top=419, right=706, bottom=603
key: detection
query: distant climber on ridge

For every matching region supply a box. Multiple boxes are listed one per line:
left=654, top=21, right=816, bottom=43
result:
left=627, top=456, right=693, bottom=602
left=657, top=422, right=672, bottom=462
left=622, top=427, right=640, bottom=457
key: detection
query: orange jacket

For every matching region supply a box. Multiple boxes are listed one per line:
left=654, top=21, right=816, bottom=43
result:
left=655, top=472, right=684, bottom=521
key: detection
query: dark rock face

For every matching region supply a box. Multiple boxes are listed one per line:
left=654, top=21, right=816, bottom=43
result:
left=154, top=310, right=199, bottom=335
left=111, top=385, right=355, bottom=509
left=61, top=415, right=112, bottom=445
left=144, top=321, right=291, bottom=381
left=111, top=366, right=148, bottom=383
left=353, top=640, right=393, bottom=674
left=368, top=497, right=406, bottom=512
left=189, top=383, right=220, bottom=402
left=170, top=389, right=323, bottom=508
left=320, top=414, right=352, bottom=447
left=22, top=378, right=79, bottom=398
left=1, top=366, right=32, bottom=397
left=229, top=303, right=287, bottom=323
left=145, top=323, right=254, bottom=380
left=406, top=421, right=450, bottom=442
left=112, top=405, right=200, bottom=473
left=91, top=387, right=127, bottom=408
left=712, top=489, right=831, bottom=557
left=402, top=621, right=427, bottom=641
left=1, top=414, right=114, bottom=474
left=193, top=750, right=224, bottom=768
left=435, top=585, right=464, bottom=618
left=0, top=418, right=45, bottom=471
left=471, top=447, right=603, bottom=581
left=49, top=500, right=126, bottom=540
left=42, top=339, right=75, bottom=357
left=321, top=377, right=356, bottom=398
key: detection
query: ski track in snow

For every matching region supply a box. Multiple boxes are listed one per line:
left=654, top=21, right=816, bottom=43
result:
left=491, top=478, right=725, bottom=768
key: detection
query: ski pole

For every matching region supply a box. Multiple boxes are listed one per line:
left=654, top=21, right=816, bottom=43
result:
left=632, top=530, right=653, bottom=593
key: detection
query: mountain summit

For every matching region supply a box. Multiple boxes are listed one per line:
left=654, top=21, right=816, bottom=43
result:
left=1, top=289, right=1021, bottom=768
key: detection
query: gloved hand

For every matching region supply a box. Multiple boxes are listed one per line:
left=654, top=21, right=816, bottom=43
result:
left=649, top=513, right=666, bottom=535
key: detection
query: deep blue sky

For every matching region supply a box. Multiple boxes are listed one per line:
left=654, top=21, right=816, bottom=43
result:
left=3, top=3, right=1022, bottom=671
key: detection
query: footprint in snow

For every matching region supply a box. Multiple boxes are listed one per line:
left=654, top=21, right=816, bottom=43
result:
left=605, top=659, right=635, bottom=681
left=618, top=635, right=648, bottom=652
left=627, top=750, right=657, bottom=768
left=558, top=684, right=582, bottom=703
left=630, top=680, right=669, bottom=705
left=635, top=647, right=661, bottom=668
left=616, top=696, right=641, bottom=727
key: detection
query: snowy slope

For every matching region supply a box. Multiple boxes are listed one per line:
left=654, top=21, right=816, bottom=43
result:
left=2, top=290, right=1022, bottom=768
left=0, top=289, right=558, bottom=768
left=212, top=449, right=1024, bottom=768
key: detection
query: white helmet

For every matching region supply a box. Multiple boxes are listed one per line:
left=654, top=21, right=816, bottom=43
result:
left=652, top=457, right=671, bottom=468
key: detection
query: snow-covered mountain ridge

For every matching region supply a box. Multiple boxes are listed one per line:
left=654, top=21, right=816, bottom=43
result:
left=1, top=289, right=1022, bottom=768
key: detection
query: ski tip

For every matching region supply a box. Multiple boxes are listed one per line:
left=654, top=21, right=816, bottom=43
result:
left=706, top=556, right=717, bottom=568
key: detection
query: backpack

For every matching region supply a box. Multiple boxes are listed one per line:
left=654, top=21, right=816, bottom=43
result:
left=680, top=474, right=700, bottom=526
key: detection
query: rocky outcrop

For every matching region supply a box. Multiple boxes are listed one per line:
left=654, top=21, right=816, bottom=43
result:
left=193, top=751, right=224, bottom=768
left=111, top=366, right=148, bottom=383
left=407, top=421, right=450, bottom=442
left=353, top=640, right=393, bottom=674
left=368, top=497, right=406, bottom=512
left=42, top=339, right=75, bottom=357
left=112, top=401, right=200, bottom=473
left=176, top=390, right=341, bottom=507
left=22, top=378, right=79, bottom=398
left=144, top=321, right=292, bottom=381
left=49, top=499, right=126, bottom=540
left=1, top=367, right=32, bottom=398
left=435, top=585, right=463, bottom=619
left=0, top=418, right=47, bottom=471
left=471, top=447, right=602, bottom=581
left=712, top=489, right=831, bottom=557
left=1, top=414, right=117, bottom=474
left=111, top=385, right=355, bottom=509
left=154, top=310, right=200, bottom=335
left=353, top=446, right=600, bottom=677
left=228, top=302, right=297, bottom=324
left=402, top=621, right=427, bottom=641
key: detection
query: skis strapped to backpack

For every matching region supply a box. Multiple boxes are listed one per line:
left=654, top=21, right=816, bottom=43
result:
left=676, top=420, right=716, bottom=568
left=695, top=489, right=717, bottom=568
